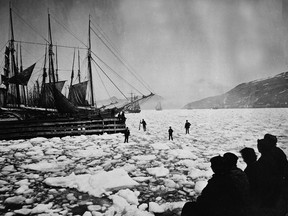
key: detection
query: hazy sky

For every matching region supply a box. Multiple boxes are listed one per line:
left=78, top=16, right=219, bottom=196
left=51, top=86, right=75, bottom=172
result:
left=1, top=0, right=288, bottom=108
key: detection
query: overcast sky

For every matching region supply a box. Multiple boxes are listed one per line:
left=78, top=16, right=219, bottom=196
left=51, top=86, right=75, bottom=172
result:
left=1, top=0, right=288, bottom=108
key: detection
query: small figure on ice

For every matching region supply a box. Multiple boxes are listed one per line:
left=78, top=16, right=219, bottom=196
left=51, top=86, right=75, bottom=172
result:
left=168, top=126, right=173, bottom=140
left=184, top=120, right=191, bottom=134
left=124, top=127, right=130, bottom=143
left=140, top=119, right=147, bottom=131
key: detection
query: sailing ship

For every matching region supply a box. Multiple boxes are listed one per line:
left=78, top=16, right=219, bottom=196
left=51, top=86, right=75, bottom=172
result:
left=0, top=4, right=154, bottom=140
left=155, top=101, right=162, bottom=111
left=125, top=93, right=141, bottom=113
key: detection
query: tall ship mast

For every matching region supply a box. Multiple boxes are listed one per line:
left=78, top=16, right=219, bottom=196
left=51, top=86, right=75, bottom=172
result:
left=0, top=4, right=154, bottom=140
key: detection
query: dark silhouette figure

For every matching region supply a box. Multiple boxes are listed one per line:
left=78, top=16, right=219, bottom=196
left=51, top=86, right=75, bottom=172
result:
left=124, top=127, right=130, bottom=143
left=240, top=147, right=258, bottom=203
left=223, top=152, right=250, bottom=214
left=120, top=112, right=126, bottom=123
left=168, top=126, right=173, bottom=140
left=181, top=155, right=248, bottom=216
left=141, top=119, right=147, bottom=131
left=264, top=134, right=288, bottom=183
left=254, top=134, right=288, bottom=215
left=256, top=138, right=283, bottom=209
left=184, top=120, right=191, bottom=134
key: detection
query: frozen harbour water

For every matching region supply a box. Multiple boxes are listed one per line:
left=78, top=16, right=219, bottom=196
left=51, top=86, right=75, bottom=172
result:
left=0, top=108, right=288, bottom=216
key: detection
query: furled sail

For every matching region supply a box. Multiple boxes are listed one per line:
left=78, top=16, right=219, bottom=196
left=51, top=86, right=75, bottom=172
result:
left=1, top=47, right=10, bottom=86
left=4, top=46, right=10, bottom=77
left=8, top=63, right=36, bottom=85
left=38, top=83, right=55, bottom=108
left=68, top=81, right=89, bottom=106
left=38, top=82, right=78, bottom=113
left=54, top=81, right=66, bottom=92
left=53, top=86, right=78, bottom=113
left=7, top=92, right=17, bottom=104
left=38, top=81, right=66, bottom=108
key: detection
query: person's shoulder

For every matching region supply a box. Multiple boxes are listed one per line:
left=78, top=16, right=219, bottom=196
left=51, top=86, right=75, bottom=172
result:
left=246, top=162, right=258, bottom=171
left=208, top=174, right=230, bottom=186
left=231, top=167, right=246, bottom=175
left=274, top=147, right=287, bottom=157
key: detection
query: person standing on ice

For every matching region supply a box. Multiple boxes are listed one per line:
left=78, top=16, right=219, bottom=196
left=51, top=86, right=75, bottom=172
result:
left=184, top=120, right=191, bottom=134
left=124, top=127, right=130, bottom=143
left=141, top=119, right=147, bottom=131
left=168, top=126, right=173, bottom=140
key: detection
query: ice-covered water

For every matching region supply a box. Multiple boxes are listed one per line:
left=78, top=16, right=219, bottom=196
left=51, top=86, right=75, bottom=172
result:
left=0, top=108, right=287, bottom=216
left=127, top=108, right=288, bottom=155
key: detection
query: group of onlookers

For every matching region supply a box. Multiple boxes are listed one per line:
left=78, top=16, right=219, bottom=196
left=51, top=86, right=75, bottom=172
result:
left=168, top=120, right=191, bottom=141
left=181, top=133, right=288, bottom=216
left=124, top=119, right=193, bottom=142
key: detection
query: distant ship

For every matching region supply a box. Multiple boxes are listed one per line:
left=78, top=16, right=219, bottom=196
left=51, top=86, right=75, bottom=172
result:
left=155, top=101, right=162, bottom=111
left=125, top=93, right=141, bottom=113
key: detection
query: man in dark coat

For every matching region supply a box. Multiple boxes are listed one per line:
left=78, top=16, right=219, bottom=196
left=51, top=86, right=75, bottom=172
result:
left=257, top=134, right=288, bottom=215
left=168, top=126, right=173, bottom=140
left=141, top=119, right=147, bottom=131
left=124, top=127, right=130, bottom=143
left=240, top=147, right=258, bottom=203
left=256, top=138, right=282, bottom=209
left=264, top=134, right=288, bottom=183
left=223, top=152, right=250, bottom=215
left=181, top=155, right=249, bottom=216
left=184, top=120, right=191, bottom=134
left=120, top=112, right=126, bottom=123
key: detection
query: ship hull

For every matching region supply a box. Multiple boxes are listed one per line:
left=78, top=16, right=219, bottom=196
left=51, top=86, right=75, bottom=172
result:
left=0, top=107, right=126, bottom=140
left=0, top=117, right=126, bottom=140
left=126, top=109, right=141, bottom=113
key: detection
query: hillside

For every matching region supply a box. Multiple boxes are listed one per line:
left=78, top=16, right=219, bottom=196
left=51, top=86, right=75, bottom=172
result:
left=183, top=72, right=288, bottom=109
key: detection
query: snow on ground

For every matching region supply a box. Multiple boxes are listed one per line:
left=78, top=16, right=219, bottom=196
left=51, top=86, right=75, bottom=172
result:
left=0, top=108, right=288, bottom=216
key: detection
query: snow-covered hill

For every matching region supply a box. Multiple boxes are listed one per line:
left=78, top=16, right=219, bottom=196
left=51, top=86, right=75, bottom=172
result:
left=184, top=72, right=288, bottom=109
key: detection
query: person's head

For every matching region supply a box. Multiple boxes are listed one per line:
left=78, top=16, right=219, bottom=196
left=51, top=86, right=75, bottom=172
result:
left=223, top=152, right=238, bottom=170
left=264, top=133, right=277, bottom=147
left=210, top=155, right=226, bottom=174
left=169, top=126, right=171, bottom=129
left=257, top=138, right=271, bottom=154
left=240, top=147, right=257, bottom=164
left=126, top=127, right=129, bottom=130
left=186, top=120, right=188, bottom=122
